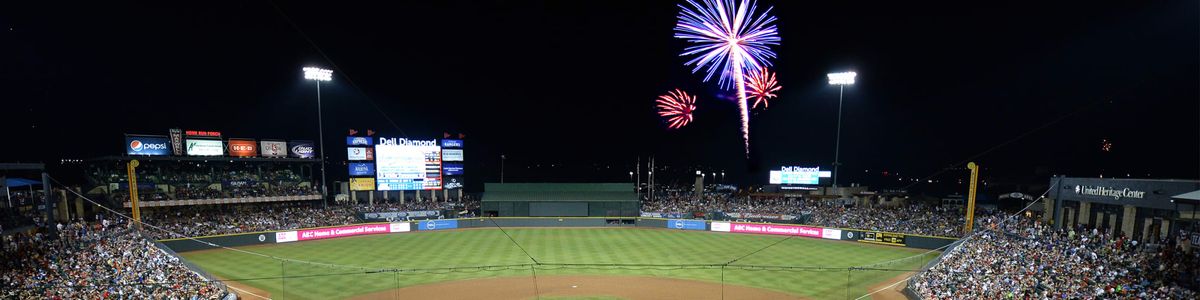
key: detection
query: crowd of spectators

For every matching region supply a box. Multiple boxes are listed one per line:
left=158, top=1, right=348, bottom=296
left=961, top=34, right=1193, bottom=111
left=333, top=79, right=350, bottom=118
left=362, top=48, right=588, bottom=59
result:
left=141, top=202, right=359, bottom=240
left=0, top=217, right=227, bottom=299
left=914, top=215, right=1198, bottom=299
left=641, top=191, right=967, bottom=237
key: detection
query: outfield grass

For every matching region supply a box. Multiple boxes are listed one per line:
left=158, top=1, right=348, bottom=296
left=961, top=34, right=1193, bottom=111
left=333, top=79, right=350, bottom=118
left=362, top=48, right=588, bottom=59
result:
left=181, top=228, right=934, bottom=299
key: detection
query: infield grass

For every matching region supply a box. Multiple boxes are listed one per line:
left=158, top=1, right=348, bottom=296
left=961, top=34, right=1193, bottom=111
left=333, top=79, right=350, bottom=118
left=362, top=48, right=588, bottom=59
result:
left=180, top=228, right=935, bottom=299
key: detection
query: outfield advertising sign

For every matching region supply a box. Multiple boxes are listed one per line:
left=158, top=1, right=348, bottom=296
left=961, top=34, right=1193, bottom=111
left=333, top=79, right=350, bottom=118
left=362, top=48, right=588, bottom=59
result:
left=418, top=219, right=458, bottom=230
left=729, top=223, right=823, bottom=238
left=349, top=163, right=375, bottom=176
left=289, top=140, right=316, bottom=158
left=260, top=141, right=288, bottom=157
left=667, top=219, right=706, bottom=231
left=276, top=223, right=409, bottom=243
left=710, top=221, right=731, bottom=232
left=361, top=210, right=441, bottom=222
left=822, top=229, right=842, bottom=240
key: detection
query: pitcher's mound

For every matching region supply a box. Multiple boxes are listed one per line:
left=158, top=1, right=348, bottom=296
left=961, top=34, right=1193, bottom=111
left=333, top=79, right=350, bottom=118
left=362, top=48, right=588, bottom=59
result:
left=348, top=275, right=805, bottom=300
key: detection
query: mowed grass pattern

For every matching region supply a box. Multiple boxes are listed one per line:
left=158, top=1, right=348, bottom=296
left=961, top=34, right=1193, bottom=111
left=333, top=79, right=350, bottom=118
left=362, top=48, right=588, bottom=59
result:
left=180, top=228, right=933, bottom=299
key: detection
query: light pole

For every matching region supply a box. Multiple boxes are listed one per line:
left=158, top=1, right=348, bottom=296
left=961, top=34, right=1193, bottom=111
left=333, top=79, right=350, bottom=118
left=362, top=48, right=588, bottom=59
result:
left=500, top=154, right=506, bottom=183
left=827, top=71, right=856, bottom=188
left=304, top=67, right=333, bottom=208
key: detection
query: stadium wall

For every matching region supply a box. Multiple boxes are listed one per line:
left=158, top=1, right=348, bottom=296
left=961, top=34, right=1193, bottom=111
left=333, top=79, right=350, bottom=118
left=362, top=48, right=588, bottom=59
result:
left=160, top=218, right=957, bottom=253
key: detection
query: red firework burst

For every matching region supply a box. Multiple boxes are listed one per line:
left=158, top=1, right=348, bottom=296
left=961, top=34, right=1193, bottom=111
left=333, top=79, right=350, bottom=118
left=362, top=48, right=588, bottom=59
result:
left=746, top=68, right=781, bottom=109
left=656, top=89, right=697, bottom=129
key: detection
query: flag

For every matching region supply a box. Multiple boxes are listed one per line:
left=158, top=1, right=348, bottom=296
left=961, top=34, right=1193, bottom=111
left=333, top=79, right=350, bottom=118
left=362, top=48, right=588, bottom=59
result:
left=349, top=129, right=358, bottom=135
left=444, top=132, right=451, bottom=138
left=458, top=133, right=465, bottom=139
left=367, top=130, right=375, bottom=136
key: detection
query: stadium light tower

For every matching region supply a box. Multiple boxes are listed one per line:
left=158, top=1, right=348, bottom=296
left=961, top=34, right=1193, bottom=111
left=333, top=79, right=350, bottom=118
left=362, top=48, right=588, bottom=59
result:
left=827, top=71, right=856, bottom=188
left=304, top=67, right=333, bottom=208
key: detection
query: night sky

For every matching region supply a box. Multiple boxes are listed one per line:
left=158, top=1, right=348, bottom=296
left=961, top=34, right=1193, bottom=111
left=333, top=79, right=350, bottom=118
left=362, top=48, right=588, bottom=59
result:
left=2, top=1, right=1197, bottom=191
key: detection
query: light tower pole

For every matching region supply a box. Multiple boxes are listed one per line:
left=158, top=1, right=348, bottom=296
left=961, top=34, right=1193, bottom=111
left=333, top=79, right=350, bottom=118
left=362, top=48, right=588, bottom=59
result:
left=827, top=71, right=856, bottom=188
left=303, top=67, right=333, bottom=208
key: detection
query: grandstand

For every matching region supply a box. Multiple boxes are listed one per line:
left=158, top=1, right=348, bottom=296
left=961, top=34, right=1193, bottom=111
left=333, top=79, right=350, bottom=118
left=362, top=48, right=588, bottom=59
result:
left=83, top=156, right=321, bottom=208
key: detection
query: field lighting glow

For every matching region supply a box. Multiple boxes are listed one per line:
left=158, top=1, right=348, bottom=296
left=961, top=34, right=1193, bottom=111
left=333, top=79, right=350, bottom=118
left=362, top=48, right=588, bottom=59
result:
left=303, top=67, right=333, bottom=81
left=827, top=72, right=856, bottom=85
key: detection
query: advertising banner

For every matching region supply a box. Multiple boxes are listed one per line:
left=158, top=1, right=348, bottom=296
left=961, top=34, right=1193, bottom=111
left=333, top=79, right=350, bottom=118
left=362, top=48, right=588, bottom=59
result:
left=347, top=147, right=368, bottom=160
left=361, top=210, right=441, bottom=222
left=440, top=139, right=464, bottom=148
left=223, top=180, right=256, bottom=188
left=710, top=221, right=732, bottom=232
left=185, top=139, right=224, bottom=156
left=375, top=138, right=442, bottom=191
left=728, top=223, right=823, bottom=238
left=227, top=139, right=258, bottom=157
left=125, top=135, right=171, bottom=156
left=289, top=141, right=316, bottom=158
left=276, top=223, right=409, bottom=243
left=442, top=149, right=464, bottom=161
left=861, top=231, right=906, bottom=246
left=443, top=177, right=463, bottom=189
left=169, top=129, right=184, bottom=156
left=418, top=219, right=458, bottom=230
left=443, top=163, right=464, bottom=176
left=350, top=177, right=376, bottom=191
left=260, top=141, right=288, bottom=157
left=349, top=163, right=375, bottom=176
left=667, top=219, right=706, bottom=231
left=822, top=229, right=842, bottom=240
left=346, top=136, right=373, bottom=146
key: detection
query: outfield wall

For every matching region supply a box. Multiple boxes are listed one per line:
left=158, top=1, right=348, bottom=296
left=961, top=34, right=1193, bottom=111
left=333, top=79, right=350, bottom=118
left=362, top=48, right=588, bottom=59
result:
left=160, top=218, right=956, bottom=252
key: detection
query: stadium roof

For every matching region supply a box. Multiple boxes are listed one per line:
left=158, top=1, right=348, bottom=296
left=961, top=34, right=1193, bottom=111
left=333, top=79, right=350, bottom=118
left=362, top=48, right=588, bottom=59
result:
left=483, top=183, right=637, bottom=202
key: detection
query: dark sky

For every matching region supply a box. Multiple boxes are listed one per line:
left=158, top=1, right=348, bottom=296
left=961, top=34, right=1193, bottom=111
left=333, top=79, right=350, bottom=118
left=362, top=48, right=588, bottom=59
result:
left=2, top=1, right=1197, bottom=190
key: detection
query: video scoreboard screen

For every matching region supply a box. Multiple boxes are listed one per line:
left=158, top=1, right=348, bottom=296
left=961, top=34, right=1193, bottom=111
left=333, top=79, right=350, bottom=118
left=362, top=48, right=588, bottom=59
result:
left=769, top=166, right=831, bottom=185
left=375, top=138, right=442, bottom=190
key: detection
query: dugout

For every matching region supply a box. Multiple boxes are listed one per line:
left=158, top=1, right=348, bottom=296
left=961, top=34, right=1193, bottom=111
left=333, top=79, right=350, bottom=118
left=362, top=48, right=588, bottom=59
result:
left=482, top=183, right=638, bottom=217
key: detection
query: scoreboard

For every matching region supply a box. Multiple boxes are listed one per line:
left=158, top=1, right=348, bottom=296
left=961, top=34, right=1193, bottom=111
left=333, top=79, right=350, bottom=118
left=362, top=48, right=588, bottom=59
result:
left=860, top=231, right=906, bottom=246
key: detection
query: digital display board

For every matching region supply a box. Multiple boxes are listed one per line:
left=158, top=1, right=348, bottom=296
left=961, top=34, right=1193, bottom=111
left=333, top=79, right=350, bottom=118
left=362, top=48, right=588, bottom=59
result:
left=349, top=163, right=375, bottom=176
left=769, top=166, right=823, bottom=185
left=350, top=177, right=376, bottom=191
left=260, top=141, right=287, bottom=157
left=347, top=136, right=373, bottom=146
left=443, top=176, right=463, bottom=189
left=440, top=139, right=463, bottom=148
left=347, top=147, right=374, bottom=160
left=375, top=138, right=441, bottom=190
left=185, top=139, right=224, bottom=156
left=125, top=135, right=171, bottom=156
left=289, top=140, right=316, bottom=158
left=442, top=149, right=463, bottom=161
left=227, top=139, right=258, bottom=157
left=442, top=163, right=463, bottom=176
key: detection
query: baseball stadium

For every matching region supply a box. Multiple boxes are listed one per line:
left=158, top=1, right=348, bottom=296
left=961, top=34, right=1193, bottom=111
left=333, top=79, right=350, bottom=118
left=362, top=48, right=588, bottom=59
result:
left=4, top=0, right=1199, bottom=299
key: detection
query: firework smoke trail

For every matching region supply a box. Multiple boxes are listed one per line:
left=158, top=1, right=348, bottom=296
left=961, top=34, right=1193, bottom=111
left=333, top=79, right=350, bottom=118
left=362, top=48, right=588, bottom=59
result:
left=675, top=0, right=780, bottom=156
left=746, top=67, right=781, bottom=109
left=656, top=89, right=698, bottom=129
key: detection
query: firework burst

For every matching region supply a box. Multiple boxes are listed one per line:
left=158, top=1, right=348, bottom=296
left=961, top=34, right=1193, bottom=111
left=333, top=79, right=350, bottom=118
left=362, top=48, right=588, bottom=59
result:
left=675, top=0, right=780, bottom=155
left=746, top=68, right=781, bottom=109
left=656, top=89, right=698, bottom=129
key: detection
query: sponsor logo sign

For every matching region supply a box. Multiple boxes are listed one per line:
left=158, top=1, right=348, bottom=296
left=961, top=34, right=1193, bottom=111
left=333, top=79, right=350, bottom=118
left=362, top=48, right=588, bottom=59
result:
left=389, top=222, right=411, bottom=233
left=125, top=135, right=171, bottom=156
left=418, top=219, right=458, bottom=231
left=667, top=219, right=706, bottom=230
left=277, top=224, right=408, bottom=243
left=861, top=231, right=906, bottom=246
left=728, top=223, right=823, bottom=238
left=443, top=177, right=464, bottom=189
left=442, top=149, right=464, bottom=161
left=350, top=177, right=376, bottom=191
left=822, top=229, right=842, bottom=240
left=289, top=141, right=316, bottom=158
left=184, top=130, right=222, bottom=137
left=227, top=139, right=258, bottom=157
left=443, top=163, right=464, bottom=176
left=440, top=139, right=464, bottom=148
left=710, top=221, right=732, bottom=232
left=348, top=147, right=368, bottom=160
left=276, top=231, right=298, bottom=243
left=1074, top=185, right=1146, bottom=200
left=185, top=139, right=224, bottom=156
left=260, top=141, right=288, bottom=157
left=349, top=163, right=375, bottom=176
left=346, top=136, right=374, bottom=146
left=169, top=129, right=184, bottom=156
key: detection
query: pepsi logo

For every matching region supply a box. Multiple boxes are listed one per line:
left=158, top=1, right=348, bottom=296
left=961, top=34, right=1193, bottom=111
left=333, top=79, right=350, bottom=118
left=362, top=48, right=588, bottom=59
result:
left=130, top=140, right=143, bottom=151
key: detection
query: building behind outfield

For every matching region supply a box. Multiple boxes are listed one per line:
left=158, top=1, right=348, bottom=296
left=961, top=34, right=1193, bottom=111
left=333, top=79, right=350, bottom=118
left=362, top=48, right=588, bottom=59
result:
left=1050, top=177, right=1199, bottom=243
left=481, top=183, right=638, bottom=217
